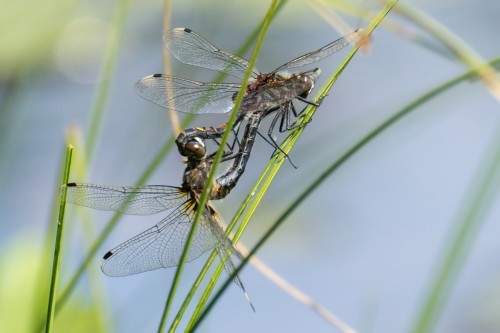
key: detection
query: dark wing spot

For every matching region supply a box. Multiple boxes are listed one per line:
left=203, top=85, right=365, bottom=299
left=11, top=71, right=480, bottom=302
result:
left=153, top=73, right=162, bottom=78
left=66, top=182, right=77, bottom=187
left=184, top=28, right=192, bottom=33
left=103, top=251, right=114, bottom=260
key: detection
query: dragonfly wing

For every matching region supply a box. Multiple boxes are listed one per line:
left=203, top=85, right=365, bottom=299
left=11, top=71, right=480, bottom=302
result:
left=205, top=205, right=243, bottom=261
left=274, top=29, right=363, bottom=72
left=164, top=28, right=259, bottom=79
left=101, top=202, right=232, bottom=276
left=206, top=206, right=252, bottom=306
left=62, top=183, right=186, bottom=215
left=135, top=74, right=239, bottom=114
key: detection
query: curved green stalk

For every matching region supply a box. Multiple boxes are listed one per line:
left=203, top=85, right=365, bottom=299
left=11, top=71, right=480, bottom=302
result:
left=200, top=52, right=500, bottom=332
left=85, top=0, right=132, bottom=160
left=195, top=1, right=500, bottom=329
left=184, top=7, right=374, bottom=327
left=167, top=1, right=289, bottom=330
left=326, top=0, right=500, bottom=99
left=183, top=163, right=274, bottom=331
left=393, top=2, right=500, bottom=99
left=157, top=1, right=283, bottom=331
left=54, top=137, right=176, bottom=318
left=186, top=13, right=369, bottom=333
left=411, top=127, right=500, bottom=330
left=45, top=145, right=73, bottom=333
left=408, top=75, right=500, bottom=329
left=49, top=0, right=132, bottom=322
left=197, top=53, right=500, bottom=333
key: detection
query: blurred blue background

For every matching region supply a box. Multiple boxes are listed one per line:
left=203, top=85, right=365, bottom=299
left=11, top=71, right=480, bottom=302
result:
left=1, top=0, right=500, bottom=332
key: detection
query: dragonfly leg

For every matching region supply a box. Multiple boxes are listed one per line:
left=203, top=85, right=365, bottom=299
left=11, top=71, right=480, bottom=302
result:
left=263, top=114, right=298, bottom=169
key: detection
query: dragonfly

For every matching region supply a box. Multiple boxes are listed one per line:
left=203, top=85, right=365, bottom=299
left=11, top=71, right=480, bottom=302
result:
left=135, top=27, right=362, bottom=151
left=62, top=112, right=263, bottom=305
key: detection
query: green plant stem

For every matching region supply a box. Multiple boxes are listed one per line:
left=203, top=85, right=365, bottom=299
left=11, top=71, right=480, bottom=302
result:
left=85, top=0, right=132, bottom=160
left=184, top=150, right=281, bottom=332
left=32, top=143, right=73, bottom=332
left=45, top=145, right=73, bottom=333
left=191, top=1, right=464, bottom=329
left=194, top=50, right=500, bottom=332
left=54, top=137, right=177, bottom=315
left=186, top=22, right=364, bottom=333
left=324, top=0, right=500, bottom=95
left=393, top=2, right=500, bottom=98
left=182, top=164, right=273, bottom=331
left=411, top=130, right=500, bottom=331
left=167, top=1, right=289, bottom=328
left=318, top=0, right=453, bottom=61
left=157, top=1, right=283, bottom=331
left=57, top=1, right=133, bottom=319
left=409, top=71, right=500, bottom=331
left=187, top=11, right=374, bottom=330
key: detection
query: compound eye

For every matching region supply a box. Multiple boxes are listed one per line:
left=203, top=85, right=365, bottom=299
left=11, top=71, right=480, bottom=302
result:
left=184, top=138, right=206, bottom=159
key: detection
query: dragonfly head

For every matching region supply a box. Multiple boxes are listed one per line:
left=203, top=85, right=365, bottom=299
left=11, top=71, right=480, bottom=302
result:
left=180, top=137, right=206, bottom=160
left=301, top=67, right=321, bottom=82
left=297, top=68, right=321, bottom=98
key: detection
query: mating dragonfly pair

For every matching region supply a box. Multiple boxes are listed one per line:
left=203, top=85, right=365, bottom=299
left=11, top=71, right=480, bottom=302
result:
left=62, top=27, right=361, bottom=295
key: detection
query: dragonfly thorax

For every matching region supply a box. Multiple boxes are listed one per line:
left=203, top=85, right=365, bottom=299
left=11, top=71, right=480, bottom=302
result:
left=246, top=73, right=276, bottom=92
left=236, top=67, right=321, bottom=115
left=182, top=159, right=212, bottom=195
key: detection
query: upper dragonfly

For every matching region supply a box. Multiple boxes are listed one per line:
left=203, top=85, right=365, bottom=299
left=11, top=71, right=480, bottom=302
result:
left=135, top=28, right=362, bottom=141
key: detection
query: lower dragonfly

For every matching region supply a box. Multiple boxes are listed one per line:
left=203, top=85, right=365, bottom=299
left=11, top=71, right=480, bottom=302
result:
left=62, top=112, right=263, bottom=306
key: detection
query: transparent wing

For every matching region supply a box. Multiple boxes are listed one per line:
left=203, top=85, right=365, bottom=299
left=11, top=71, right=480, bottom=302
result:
left=207, top=208, right=253, bottom=307
left=135, top=74, right=239, bottom=114
left=274, top=29, right=363, bottom=72
left=204, top=205, right=243, bottom=262
left=101, top=201, right=240, bottom=276
left=164, top=28, right=259, bottom=79
left=219, top=247, right=254, bottom=310
left=62, top=183, right=186, bottom=215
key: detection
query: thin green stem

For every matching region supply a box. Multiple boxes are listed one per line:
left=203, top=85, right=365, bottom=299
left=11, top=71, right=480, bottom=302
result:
left=409, top=74, right=500, bottom=330
left=32, top=143, right=73, bottom=332
left=411, top=137, right=500, bottom=331
left=54, top=136, right=177, bottom=315
left=393, top=2, right=500, bottom=99
left=187, top=2, right=404, bottom=329
left=85, top=0, right=132, bottom=160
left=45, top=145, right=74, bottom=333
left=186, top=21, right=365, bottom=333
left=195, top=51, right=500, bottom=333
left=184, top=151, right=280, bottom=331
left=157, top=1, right=283, bottom=331
left=53, top=1, right=133, bottom=318
left=167, top=1, right=289, bottom=328
left=187, top=12, right=371, bottom=330
left=318, top=0, right=454, bottom=61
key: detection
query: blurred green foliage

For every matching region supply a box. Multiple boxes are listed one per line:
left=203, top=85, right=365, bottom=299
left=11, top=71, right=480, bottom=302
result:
left=0, top=0, right=79, bottom=77
left=0, top=234, right=107, bottom=332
